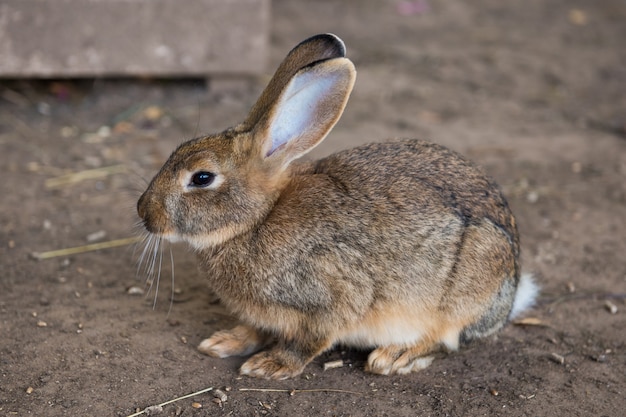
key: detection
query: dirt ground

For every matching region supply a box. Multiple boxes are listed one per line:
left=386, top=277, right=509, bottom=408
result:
left=1, top=0, right=625, bottom=416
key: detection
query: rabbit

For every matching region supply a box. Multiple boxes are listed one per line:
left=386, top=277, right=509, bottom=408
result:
left=137, top=33, right=538, bottom=380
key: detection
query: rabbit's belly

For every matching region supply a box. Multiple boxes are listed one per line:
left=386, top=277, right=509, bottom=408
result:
left=336, top=304, right=458, bottom=349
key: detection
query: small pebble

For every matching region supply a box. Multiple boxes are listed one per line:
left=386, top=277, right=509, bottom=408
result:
left=86, top=230, right=107, bottom=242
left=60, top=126, right=79, bottom=138
left=97, top=125, right=111, bottom=138
left=26, top=386, right=34, bottom=394
left=323, top=359, right=344, bottom=371
left=592, top=354, right=607, bottom=363
left=213, top=389, right=228, bottom=402
left=549, top=352, right=565, bottom=364
left=604, top=300, right=618, bottom=314
left=144, top=405, right=163, bottom=416
left=143, top=106, right=164, bottom=121
left=526, top=191, right=539, bottom=204
left=127, top=286, right=145, bottom=296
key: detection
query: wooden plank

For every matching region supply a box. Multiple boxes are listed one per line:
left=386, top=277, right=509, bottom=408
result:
left=0, top=0, right=270, bottom=77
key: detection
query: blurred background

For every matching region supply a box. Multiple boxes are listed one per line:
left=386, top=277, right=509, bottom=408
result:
left=1, top=1, right=625, bottom=416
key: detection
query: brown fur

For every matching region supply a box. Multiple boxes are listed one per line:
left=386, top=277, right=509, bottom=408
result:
left=137, top=34, right=528, bottom=379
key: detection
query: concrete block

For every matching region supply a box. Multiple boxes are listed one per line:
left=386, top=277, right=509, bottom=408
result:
left=0, top=0, right=270, bottom=77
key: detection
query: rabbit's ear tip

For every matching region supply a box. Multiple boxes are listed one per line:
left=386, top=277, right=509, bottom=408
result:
left=325, top=33, right=344, bottom=42
left=304, top=33, right=343, bottom=43
left=324, top=33, right=346, bottom=55
left=320, top=33, right=345, bottom=45
left=297, top=33, right=347, bottom=57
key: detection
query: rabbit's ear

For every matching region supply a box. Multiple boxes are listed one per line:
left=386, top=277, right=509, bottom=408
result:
left=243, top=34, right=347, bottom=130
left=255, top=57, right=356, bottom=168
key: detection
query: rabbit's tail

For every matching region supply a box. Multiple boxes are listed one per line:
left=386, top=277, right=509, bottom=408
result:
left=508, top=273, right=539, bottom=320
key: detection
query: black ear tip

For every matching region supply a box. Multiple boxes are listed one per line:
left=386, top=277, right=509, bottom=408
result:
left=295, top=33, right=347, bottom=58
left=322, top=33, right=347, bottom=56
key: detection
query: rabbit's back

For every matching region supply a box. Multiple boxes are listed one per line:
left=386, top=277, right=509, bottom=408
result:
left=312, top=138, right=518, bottom=256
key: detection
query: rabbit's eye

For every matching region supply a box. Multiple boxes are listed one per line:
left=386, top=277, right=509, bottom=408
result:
left=190, top=171, right=215, bottom=187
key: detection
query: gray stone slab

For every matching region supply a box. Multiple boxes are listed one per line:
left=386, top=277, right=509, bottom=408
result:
left=0, top=0, right=270, bottom=77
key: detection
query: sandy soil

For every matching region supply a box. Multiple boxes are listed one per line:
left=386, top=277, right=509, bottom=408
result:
left=1, top=0, right=625, bottom=416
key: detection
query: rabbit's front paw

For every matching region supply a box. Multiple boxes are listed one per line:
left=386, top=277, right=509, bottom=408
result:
left=197, top=325, right=267, bottom=358
left=240, top=350, right=306, bottom=380
left=366, top=344, right=435, bottom=375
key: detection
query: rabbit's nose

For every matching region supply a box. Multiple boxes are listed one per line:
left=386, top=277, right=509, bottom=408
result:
left=137, top=192, right=167, bottom=234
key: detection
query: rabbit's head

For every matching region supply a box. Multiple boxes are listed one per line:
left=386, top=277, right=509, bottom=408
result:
left=137, top=34, right=356, bottom=250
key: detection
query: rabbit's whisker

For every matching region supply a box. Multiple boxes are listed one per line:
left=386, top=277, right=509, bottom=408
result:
left=152, top=238, right=164, bottom=310
left=135, top=233, right=151, bottom=278
left=167, top=246, right=175, bottom=318
left=147, top=235, right=160, bottom=280
left=134, top=232, right=177, bottom=312
left=141, top=234, right=156, bottom=293
left=146, top=235, right=159, bottom=292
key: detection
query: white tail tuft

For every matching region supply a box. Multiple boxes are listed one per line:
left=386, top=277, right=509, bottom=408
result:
left=509, top=273, right=539, bottom=319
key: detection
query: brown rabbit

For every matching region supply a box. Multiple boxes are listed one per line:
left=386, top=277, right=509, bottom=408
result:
left=137, top=34, right=537, bottom=379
